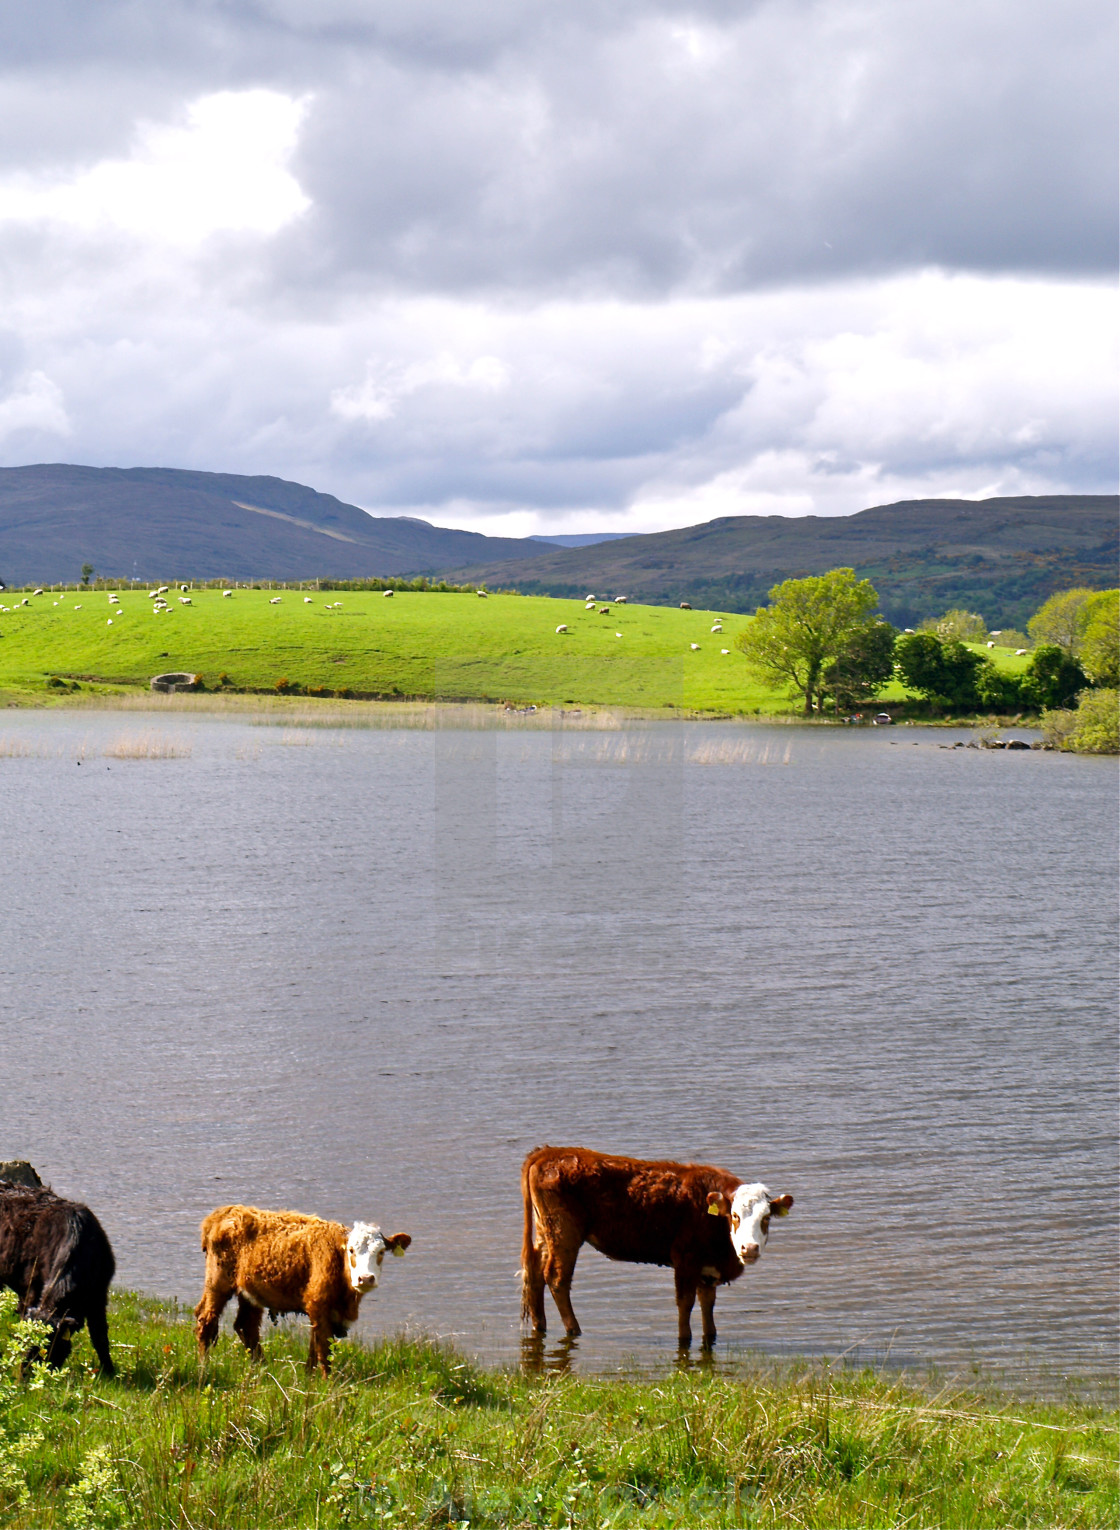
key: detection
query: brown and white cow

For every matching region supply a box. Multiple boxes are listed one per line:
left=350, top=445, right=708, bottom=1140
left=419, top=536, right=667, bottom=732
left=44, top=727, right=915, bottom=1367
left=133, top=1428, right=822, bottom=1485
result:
left=195, top=1204, right=411, bottom=1376
left=520, top=1145, right=793, bottom=1346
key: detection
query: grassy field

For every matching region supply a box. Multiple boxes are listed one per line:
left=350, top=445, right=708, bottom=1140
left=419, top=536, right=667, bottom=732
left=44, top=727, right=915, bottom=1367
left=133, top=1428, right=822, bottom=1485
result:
left=2, top=1291, right=1115, bottom=1529
left=0, top=586, right=1033, bottom=715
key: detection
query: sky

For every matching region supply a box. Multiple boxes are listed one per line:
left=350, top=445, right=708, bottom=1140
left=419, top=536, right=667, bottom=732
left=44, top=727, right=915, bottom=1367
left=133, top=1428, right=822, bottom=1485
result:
left=0, top=0, right=1115, bottom=537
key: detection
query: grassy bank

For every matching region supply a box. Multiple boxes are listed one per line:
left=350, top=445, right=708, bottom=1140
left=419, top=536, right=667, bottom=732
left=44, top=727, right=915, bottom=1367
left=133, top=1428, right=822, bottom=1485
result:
left=2, top=1292, right=1115, bottom=1528
left=0, top=586, right=1033, bottom=717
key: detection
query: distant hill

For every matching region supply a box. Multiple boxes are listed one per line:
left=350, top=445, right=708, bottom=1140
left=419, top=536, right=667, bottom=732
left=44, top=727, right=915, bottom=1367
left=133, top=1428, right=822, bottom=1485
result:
left=529, top=532, right=633, bottom=548
left=449, top=496, right=1119, bottom=628
left=0, top=464, right=554, bottom=585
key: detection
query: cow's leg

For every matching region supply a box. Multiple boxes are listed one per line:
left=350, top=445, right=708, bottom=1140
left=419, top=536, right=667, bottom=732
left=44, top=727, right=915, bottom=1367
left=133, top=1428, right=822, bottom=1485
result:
left=232, top=1296, right=264, bottom=1359
left=674, top=1267, right=698, bottom=1347
left=541, top=1234, right=582, bottom=1338
left=305, top=1304, right=333, bottom=1378
left=194, top=1277, right=234, bottom=1357
left=697, top=1280, right=718, bottom=1347
left=86, top=1300, right=116, bottom=1376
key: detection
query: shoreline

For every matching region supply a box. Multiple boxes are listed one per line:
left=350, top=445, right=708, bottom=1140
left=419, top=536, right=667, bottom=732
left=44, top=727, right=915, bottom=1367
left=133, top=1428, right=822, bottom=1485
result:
left=0, top=686, right=1040, bottom=732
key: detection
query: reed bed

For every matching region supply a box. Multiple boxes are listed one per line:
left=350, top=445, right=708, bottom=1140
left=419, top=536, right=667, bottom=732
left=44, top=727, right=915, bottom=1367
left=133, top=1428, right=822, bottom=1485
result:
left=1, top=1291, right=1115, bottom=1529
left=102, top=731, right=193, bottom=759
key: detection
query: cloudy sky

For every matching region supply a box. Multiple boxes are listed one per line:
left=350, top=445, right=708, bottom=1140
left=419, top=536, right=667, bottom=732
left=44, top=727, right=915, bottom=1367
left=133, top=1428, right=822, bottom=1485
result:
left=0, top=1, right=1115, bottom=536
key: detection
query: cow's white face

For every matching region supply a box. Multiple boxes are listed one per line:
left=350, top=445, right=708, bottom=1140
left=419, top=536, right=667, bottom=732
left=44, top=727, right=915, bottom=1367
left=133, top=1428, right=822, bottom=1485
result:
left=346, top=1223, right=388, bottom=1292
left=707, top=1182, right=794, bottom=1265
left=728, top=1183, right=774, bottom=1264
left=346, top=1222, right=412, bottom=1293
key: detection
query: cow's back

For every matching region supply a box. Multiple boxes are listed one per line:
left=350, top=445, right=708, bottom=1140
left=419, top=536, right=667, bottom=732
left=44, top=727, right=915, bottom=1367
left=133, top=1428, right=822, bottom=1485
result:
left=200, top=1204, right=346, bottom=1299
left=0, top=1186, right=115, bottom=1306
left=527, top=1147, right=742, bottom=1273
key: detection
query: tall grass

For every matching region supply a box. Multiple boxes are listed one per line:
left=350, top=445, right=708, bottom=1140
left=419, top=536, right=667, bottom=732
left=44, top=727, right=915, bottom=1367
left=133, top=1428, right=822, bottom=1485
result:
left=1, top=1291, right=1114, bottom=1528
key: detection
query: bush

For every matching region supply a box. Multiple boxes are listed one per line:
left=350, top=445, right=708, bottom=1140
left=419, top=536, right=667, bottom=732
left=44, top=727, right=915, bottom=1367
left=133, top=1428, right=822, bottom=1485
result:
left=1043, top=689, right=1119, bottom=754
left=895, top=632, right=985, bottom=710
left=1023, top=645, right=1088, bottom=710
left=920, top=609, right=987, bottom=643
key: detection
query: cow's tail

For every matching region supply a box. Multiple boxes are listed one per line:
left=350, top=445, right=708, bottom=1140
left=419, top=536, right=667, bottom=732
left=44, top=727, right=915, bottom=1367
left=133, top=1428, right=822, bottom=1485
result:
left=519, top=1155, right=540, bottom=1329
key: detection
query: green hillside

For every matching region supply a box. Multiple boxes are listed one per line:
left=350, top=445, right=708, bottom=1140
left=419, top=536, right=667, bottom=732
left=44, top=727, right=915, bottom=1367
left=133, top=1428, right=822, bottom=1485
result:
left=0, top=585, right=1034, bottom=715
left=450, top=495, right=1118, bottom=628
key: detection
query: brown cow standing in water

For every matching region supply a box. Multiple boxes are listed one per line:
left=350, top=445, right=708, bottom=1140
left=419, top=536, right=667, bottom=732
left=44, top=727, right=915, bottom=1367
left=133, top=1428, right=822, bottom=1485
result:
left=195, top=1204, right=411, bottom=1376
left=520, top=1145, right=793, bottom=1346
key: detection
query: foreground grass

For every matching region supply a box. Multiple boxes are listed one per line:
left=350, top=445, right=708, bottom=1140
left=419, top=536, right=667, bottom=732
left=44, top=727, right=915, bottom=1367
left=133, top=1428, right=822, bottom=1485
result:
left=2, top=1293, right=1115, bottom=1528
left=0, top=586, right=1033, bottom=717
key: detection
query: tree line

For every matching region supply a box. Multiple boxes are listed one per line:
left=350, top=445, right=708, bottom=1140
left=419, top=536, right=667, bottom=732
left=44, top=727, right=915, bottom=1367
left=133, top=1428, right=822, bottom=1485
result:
left=734, top=569, right=1118, bottom=725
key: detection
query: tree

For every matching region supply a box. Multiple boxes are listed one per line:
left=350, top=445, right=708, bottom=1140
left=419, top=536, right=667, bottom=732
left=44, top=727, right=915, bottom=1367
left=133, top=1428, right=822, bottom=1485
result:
left=1079, top=590, right=1119, bottom=687
left=1027, top=588, right=1094, bottom=654
left=1022, top=645, right=1088, bottom=710
left=920, top=609, right=987, bottom=643
left=895, top=632, right=985, bottom=710
left=821, top=619, right=897, bottom=711
left=735, top=568, right=879, bottom=714
left=80, top=564, right=94, bottom=586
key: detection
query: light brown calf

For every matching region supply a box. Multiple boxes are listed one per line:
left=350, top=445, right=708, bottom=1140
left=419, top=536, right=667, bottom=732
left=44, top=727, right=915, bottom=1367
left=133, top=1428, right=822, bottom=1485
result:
left=195, top=1204, right=410, bottom=1376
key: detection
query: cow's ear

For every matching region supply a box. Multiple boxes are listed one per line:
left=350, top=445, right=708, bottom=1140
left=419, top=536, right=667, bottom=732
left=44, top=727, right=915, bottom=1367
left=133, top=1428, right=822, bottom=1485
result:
left=706, top=1191, right=729, bottom=1217
left=769, top=1194, right=794, bottom=1216
left=386, top=1232, right=411, bottom=1255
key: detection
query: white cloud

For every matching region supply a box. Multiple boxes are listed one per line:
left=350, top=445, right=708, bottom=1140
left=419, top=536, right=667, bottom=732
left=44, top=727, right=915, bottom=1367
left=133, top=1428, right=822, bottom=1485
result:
left=0, top=90, right=310, bottom=243
left=0, top=370, right=70, bottom=441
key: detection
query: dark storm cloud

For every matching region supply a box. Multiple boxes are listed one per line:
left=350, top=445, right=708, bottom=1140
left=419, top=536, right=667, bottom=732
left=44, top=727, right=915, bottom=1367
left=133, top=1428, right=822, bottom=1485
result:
left=0, top=1, right=1114, bottom=530
left=2, top=1, right=1115, bottom=293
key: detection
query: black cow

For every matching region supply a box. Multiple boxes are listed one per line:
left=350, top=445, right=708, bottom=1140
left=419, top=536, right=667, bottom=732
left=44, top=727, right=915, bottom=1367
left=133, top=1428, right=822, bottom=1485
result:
left=0, top=1184, right=116, bottom=1374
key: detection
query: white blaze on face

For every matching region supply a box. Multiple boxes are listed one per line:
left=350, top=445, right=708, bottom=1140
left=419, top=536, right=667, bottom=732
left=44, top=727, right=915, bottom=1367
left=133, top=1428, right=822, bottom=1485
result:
left=346, top=1222, right=388, bottom=1293
left=728, top=1183, right=774, bottom=1265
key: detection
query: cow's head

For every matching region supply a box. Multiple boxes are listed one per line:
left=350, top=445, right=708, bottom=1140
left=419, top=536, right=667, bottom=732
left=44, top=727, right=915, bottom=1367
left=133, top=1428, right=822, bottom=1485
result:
left=706, top=1182, right=793, bottom=1265
left=346, top=1223, right=412, bottom=1293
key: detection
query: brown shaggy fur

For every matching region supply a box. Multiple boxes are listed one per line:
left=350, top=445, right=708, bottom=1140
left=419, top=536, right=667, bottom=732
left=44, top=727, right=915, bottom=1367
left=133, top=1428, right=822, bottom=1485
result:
left=194, top=1204, right=402, bottom=1376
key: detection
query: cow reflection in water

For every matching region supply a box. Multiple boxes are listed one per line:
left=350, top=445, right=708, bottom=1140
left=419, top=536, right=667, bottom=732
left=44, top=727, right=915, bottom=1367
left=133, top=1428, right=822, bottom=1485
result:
left=520, top=1146, right=793, bottom=1348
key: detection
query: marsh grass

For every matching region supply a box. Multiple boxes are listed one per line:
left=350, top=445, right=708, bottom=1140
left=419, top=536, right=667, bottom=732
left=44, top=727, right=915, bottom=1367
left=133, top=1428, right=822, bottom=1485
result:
left=102, top=731, right=193, bottom=759
left=1, top=1291, right=1114, bottom=1528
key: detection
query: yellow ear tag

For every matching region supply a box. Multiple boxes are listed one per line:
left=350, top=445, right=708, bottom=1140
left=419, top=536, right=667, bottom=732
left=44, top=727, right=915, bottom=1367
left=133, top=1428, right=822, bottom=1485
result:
left=391, top=1244, right=407, bottom=1256
left=707, top=1202, right=721, bottom=1216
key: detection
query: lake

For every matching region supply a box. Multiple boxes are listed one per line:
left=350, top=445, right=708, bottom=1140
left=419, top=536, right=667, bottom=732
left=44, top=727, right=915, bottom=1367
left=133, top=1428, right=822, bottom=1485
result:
left=1, top=708, right=1116, bottom=1390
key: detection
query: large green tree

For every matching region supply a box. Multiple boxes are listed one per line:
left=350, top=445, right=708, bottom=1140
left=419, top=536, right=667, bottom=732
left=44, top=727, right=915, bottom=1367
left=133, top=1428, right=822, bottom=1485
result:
left=821, top=619, right=897, bottom=711
left=1027, top=588, right=1095, bottom=654
left=735, top=568, right=879, bottom=714
left=1079, top=590, right=1119, bottom=687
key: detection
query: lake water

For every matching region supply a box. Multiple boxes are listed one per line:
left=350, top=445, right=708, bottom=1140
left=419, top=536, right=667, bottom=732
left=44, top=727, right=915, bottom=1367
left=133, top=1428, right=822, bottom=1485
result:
left=1, top=709, right=1116, bottom=1391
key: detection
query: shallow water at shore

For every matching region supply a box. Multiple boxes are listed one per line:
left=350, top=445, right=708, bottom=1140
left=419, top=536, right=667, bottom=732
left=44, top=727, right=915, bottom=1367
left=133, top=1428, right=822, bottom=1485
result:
left=1, top=711, right=1116, bottom=1387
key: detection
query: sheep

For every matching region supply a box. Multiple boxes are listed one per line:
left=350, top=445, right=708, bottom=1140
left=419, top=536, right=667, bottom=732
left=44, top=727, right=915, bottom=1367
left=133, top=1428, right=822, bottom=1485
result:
left=1016, top=648, right=1027, bottom=655
left=680, top=602, right=691, bottom=610
left=585, top=594, right=596, bottom=602
left=555, top=624, right=568, bottom=634
left=179, top=597, right=193, bottom=606
left=986, top=641, right=995, bottom=648
left=33, top=589, right=43, bottom=596
left=148, top=591, right=159, bottom=599
left=180, top=585, right=189, bottom=593
left=690, top=643, right=700, bottom=651
left=477, top=590, right=488, bottom=598
left=721, top=648, right=730, bottom=655
left=598, top=607, right=610, bottom=615
left=615, top=596, right=627, bottom=604
left=269, top=597, right=282, bottom=605
left=304, top=597, right=314, bottom=604
left=382, top=589, right=394, bottom=598
left=223, top=590, right=233, bottom=598
left=158, top=586, right=169, bottom=595
left=710, top=624, right=723, bottom=634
